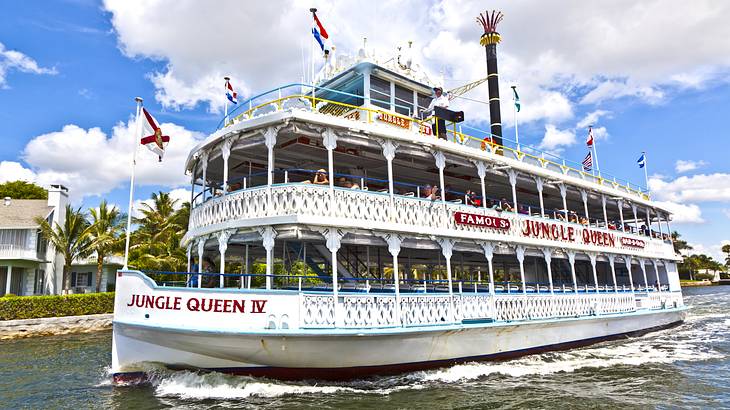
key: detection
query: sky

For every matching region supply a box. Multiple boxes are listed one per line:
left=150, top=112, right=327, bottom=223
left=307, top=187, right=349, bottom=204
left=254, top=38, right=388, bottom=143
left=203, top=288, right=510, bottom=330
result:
left=0, top=0, right=729, bottom=260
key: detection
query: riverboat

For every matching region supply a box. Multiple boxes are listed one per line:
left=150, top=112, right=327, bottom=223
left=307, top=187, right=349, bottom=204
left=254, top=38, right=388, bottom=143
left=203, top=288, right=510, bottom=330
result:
left=111, top=11, right=686, bottom=383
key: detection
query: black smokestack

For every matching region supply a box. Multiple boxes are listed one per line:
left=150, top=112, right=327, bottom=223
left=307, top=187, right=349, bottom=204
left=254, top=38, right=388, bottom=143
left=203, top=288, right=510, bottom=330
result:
left=477, top=10, right=504, bottom=146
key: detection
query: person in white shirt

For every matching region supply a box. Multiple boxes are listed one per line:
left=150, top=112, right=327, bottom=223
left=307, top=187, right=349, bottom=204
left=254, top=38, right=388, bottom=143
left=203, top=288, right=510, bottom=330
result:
left=423, top=87, right=450, bottom=139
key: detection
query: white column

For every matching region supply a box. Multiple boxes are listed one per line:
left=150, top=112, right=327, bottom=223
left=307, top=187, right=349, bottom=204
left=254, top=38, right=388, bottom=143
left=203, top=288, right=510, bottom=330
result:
left=515, top=245, right=526, bottom=294
left=190, top=163, right=196, bottom=207
left=507, top=169, right=518, bottom=211
left=325, top=229, right=345, bottom=325
left=588, top=253, right=599, bottom=293
left=640, top=259, right=649, bottom=292
left=480, top=242, right=495, bottom=295
left=601, top=195, right=608, bottom=228
left=323, top=128, right=338, bottom=212
left=580, top=190, right=589, bottom=222
left=381, top=140, right=398, bottom=204
left=542, top=248, right=554, bottom=294
left=665, top=215, right=673, bottom=237
left=535, top=176, right=545, bottom=217
left=617, top=200, right=626, bottom=232
left=559, top=183, right=568, bottom=216
left=438, top=238, right=456, bottom=322
left=200, top=151, right=209, bottom=202
left=657, top=213, right=665, bottom=237
left=197, top=239, right=205, bottom=289
left=607, top=254, right=618, bottom=292
left=186, top=243, right=192, bottom=274
left=645, top=208, right=651, bottom=235
left=624, top=257, right=635, bottom=292
left=433, top=151, right=447, bottom=206
left=260, top=227, right=277, bottom=290
left=384, top=234, right=403, bottom=325
left=567, top=251, right=577, bottom=294
left=476, top=161, right=487, bottom=209
left=221, top=138, right=232, bottom=193
left=653, top=260, right=662, bottom=293
left=217, top=230, right=232, bottom=288
left=264, top=126, right=278, bottom=210
left=5, top=264, right=12, bottom=295
left=242, top=244, right=249, bottom=289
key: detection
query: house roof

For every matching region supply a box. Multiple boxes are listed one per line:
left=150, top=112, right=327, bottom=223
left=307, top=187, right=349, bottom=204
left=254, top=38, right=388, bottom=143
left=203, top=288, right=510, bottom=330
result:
left=0, top=199, right=53, bottom=229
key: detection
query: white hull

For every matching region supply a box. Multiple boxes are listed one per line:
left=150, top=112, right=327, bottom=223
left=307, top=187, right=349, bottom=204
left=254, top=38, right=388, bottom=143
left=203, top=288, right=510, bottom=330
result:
left=111, top=271, right=685, bottom=381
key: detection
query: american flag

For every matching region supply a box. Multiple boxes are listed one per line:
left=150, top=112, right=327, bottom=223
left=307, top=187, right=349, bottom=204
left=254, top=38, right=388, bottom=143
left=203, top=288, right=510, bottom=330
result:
left=582, top=151, right=593, bottom=171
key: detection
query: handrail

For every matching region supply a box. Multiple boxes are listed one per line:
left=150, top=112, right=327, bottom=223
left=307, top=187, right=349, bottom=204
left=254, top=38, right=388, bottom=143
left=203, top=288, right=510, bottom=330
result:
left=212, top=84, right=650, bottom=198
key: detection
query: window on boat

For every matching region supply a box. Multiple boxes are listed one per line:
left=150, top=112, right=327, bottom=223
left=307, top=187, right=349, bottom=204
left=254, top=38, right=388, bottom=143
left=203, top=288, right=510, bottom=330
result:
left=394, top=84, right=413, bottom=116
left=370, top=76, right=391, bottom=110
left=417, top=93, right=432, bottom=115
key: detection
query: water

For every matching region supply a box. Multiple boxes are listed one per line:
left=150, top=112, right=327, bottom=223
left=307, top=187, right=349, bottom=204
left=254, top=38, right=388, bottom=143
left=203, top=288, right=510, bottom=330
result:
left=1, top=286, right=728, bottom=409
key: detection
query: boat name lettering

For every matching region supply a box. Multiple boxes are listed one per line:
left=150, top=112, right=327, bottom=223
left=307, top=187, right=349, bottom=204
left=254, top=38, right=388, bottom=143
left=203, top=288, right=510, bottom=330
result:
left=454, top=212, right=510, bottom=229
left=581, top=229, right=616, bottom=247
left=378, top=112, right=411, bottom=129
left=125, top=294, right=267, bottom=314
left=521, top=220, right=575, bottom=242
left=620, top=237, right=646, bottom=248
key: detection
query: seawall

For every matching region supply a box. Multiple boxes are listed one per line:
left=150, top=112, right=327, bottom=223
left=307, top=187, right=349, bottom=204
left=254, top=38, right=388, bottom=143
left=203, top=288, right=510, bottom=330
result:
left=0, top=313, right=113, bottom=340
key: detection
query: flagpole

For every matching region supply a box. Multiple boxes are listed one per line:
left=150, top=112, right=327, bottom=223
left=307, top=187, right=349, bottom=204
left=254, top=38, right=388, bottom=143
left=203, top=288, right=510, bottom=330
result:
left=223, top=76, right=230, bottom=125
left=590, top=125, right=600, bottom=176
left=123, top=97, right=143, bottom=270
left=511, top=85, right=519, bottom=151
left=642, top=151, right=649, bottom=194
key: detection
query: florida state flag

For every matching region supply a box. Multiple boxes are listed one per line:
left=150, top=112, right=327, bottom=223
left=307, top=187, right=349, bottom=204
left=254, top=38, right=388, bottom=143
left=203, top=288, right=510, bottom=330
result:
left=140, top=108, right=170, bottom=161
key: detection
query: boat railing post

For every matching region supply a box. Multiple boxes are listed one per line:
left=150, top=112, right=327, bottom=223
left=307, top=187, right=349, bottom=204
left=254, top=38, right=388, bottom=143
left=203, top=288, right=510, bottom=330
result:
left=284, top=170, right=289, bottom=183
left=298, top=277, right=302, bottom=292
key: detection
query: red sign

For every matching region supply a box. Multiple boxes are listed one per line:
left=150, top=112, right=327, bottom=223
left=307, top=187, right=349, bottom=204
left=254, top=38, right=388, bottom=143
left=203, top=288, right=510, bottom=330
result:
left=378, top=112, right=411, bottom=129
left=621, top=237, right=646, bottom=249
left=419, top=123, right=432, bottom=135
left=454, top=212, right=511, bottom=230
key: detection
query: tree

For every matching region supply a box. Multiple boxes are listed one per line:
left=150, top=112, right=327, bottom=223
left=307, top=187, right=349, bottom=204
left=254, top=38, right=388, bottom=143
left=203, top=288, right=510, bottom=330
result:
left=671, top=231, right=692, bottom=255
left=722, top=244, right=730, bottom=267
left=0, top=180, right=47, bottom=199
left=88, top=200, right=124, bottom=292
left=35, top=205, right=92, bottom=293
left=128, top=192, right=189, bottom=272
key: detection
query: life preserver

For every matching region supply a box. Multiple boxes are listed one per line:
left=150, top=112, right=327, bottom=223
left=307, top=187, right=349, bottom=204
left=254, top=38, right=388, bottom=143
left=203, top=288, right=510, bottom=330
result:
left=480, top=136, right=493, bottom=151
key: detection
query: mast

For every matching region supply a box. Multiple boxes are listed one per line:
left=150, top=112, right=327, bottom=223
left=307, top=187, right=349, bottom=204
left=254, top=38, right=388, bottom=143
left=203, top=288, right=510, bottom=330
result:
left=477, top=10, right=504, bottom=146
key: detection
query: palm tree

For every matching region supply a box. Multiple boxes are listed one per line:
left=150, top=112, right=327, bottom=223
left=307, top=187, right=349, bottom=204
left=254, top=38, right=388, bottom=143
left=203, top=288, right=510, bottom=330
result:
left=129, top=192, right=190, bottom=272
left=35, top=205, right=92, bottom=294
left=88, top=200, right=123, bottom=292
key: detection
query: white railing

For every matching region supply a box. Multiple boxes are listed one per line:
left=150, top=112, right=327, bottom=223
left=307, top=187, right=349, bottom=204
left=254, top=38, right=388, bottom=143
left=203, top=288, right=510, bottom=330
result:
left=0, top=244, right=38, bottom=260
left=188, top=184, right=674, bottom=257
left=297, top=290, right=680, bottom=329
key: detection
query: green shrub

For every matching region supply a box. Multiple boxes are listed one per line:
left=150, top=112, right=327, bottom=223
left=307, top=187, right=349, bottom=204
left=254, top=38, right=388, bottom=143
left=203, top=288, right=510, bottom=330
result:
left=694, top=273, right=715, bottom=281
left=0, top=292, right=115, bottom=320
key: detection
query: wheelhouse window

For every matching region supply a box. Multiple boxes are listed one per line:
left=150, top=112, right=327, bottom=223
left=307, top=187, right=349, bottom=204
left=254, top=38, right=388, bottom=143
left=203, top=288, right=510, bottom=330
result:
left=370, top=76, right=391, bottom=110
left=394, top=84, right=413, bottom=116
left=417, top=93, right=432, bottom=115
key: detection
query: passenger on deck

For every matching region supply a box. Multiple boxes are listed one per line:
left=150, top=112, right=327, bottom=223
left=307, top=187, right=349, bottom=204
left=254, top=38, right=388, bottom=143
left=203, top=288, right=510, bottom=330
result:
left=556, top=211, right=567, bottom=221
left=517, top=204, right=529, bottom=215
left=569, top=211, right=578, bottom=223
left=422, top=185, right=440, bottom=200
left=336, top=176, right=360, bottom=189
left=579, top=217, right=589, bottom=226
left=302, top=169, right=329, bottom=185
left=465, top=190, right=481, bottom=207
left=500, top=198, right=513, bottom=212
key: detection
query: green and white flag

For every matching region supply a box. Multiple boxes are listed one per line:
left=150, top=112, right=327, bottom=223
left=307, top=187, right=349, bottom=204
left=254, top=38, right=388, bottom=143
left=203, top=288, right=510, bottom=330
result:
left=512, top=86, right=521, bottom=112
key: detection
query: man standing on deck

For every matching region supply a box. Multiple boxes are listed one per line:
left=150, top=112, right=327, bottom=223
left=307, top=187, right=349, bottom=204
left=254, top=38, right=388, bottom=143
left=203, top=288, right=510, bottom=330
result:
left=424, top=87, right=450, bottom=139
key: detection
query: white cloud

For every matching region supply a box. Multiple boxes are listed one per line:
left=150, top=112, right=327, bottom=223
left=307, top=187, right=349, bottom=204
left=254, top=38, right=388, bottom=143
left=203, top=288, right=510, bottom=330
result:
left=101, top=1, right=730, bottom=121
left=13, top=121, right=202, bottom=201
left=675, top=159, right=707, bottom=173
left=654, top=201, right=704, bottom=224
left=538, top=124, right=575, bottom=151
left=0, top=42, right=57, bottom=87
left=0, top=161, right=36, bottom=183
left=686, top=240, right=730, bottom=263
left=576, top=110, right=611, bottom=129
left=649, top=173, right=730, bottom=202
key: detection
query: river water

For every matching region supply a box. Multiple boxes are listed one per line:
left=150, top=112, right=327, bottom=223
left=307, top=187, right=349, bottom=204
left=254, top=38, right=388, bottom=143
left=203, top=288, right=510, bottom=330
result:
left=1, top=286, right=728, bottom=409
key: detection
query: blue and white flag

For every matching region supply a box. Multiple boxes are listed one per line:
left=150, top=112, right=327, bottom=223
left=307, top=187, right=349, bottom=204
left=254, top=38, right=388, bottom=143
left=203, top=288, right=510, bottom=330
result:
left=637, top=152, right=646, bottom=168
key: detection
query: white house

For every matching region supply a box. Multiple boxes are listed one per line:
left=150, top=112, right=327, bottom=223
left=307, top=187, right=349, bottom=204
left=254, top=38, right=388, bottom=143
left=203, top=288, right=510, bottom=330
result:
left=0, top=185, right=121, bottom=296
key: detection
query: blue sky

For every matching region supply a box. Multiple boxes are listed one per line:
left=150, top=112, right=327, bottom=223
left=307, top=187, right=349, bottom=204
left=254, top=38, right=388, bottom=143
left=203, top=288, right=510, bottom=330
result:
left=0, top=0, right=728, bottom=260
